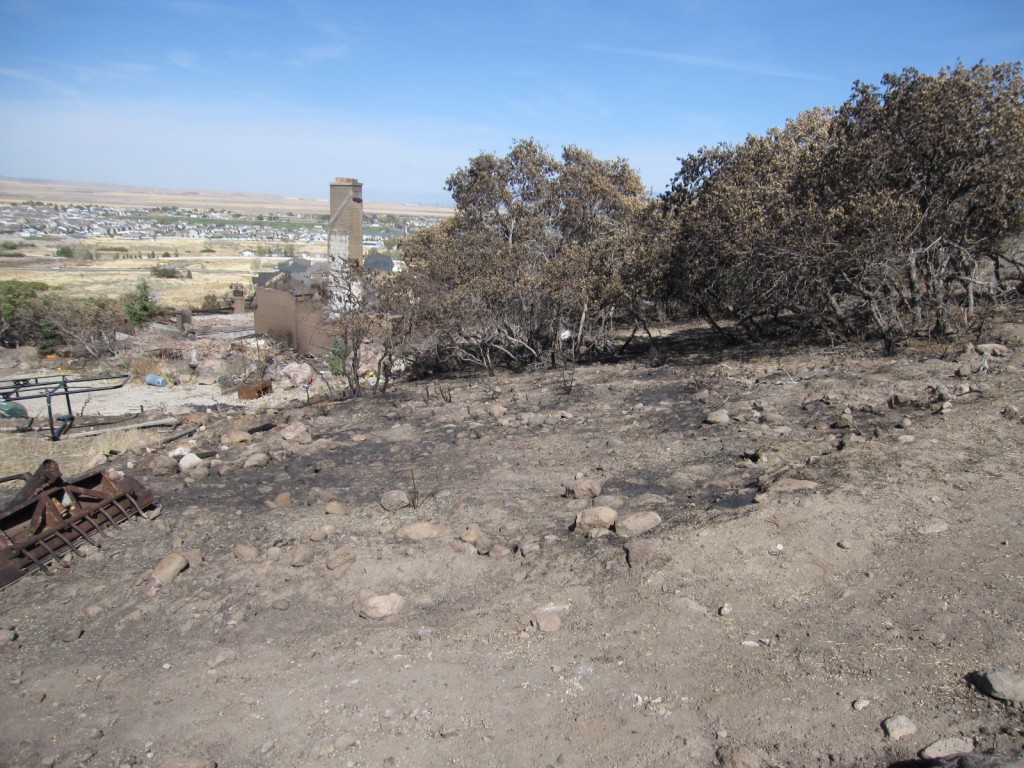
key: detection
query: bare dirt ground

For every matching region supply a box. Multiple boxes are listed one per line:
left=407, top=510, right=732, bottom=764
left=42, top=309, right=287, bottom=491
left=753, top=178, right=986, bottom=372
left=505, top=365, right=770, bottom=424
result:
left=1, top=323, right=1023, bottom=768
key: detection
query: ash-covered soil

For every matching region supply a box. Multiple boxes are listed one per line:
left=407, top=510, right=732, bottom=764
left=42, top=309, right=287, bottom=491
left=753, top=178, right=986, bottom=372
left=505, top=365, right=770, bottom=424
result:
left=2, top=326, right=1024, bottom=768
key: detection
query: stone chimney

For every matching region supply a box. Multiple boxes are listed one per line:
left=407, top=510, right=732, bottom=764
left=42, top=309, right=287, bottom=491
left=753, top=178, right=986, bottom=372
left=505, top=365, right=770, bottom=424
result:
left=328, top=177, right=363, bottom=269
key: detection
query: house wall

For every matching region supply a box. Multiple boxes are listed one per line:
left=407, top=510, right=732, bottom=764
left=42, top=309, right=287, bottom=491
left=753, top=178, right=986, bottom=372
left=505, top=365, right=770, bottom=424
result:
left=254, top=287, right=333, bottom=357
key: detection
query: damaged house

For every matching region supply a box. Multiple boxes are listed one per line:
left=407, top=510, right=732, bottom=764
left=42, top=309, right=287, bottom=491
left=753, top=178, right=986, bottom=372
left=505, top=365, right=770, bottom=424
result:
left=253, top=178, right=363, bottom=355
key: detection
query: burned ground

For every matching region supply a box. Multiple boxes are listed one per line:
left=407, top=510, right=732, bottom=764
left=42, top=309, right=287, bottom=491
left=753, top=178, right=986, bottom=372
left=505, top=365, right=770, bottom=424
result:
left=1, top=328, right=1023, bottom=768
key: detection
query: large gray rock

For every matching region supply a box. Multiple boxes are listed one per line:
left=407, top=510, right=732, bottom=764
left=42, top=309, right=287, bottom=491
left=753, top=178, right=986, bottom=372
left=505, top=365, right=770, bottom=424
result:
left=977, top=668, right=1024, bottom=703
left=615, top=511, right=662, bottom=538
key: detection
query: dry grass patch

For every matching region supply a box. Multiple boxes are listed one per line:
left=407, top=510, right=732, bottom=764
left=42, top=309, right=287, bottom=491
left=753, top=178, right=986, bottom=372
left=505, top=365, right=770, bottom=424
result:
left=0, top=427, right=153, bottom=482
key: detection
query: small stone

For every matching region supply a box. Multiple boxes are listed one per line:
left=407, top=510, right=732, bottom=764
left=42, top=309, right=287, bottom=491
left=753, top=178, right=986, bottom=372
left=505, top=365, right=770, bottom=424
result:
left=280, top=423, right=312, bottom=443
left=852, top=698, right=871, bottom=711
left=380, top=490, right=411, bottom=511
left=155, top=761, right=217, bottom=768
left=487, top=404, right=507, bottom=418
left=84, top=604, right=103, bottom=619
left=919, top=521, right=949, bottom=535
left=575, top=506, right=617, bottom=533
left=61, top=627, right=84, bottom=642
left=326, top=546, right=356, bottom=571
left=919, top=737, right=974, bottom=760
left=716, top=744, right=761, bottom=768
left=615, top=511, right=662, bottom=538
left=259, top=740, right=276, bottom=755
left=704, top=409, right=731, bottom=425
left=309, top=524, right=335, bottom=542
left=178, top=452, right=203, bottom=473
left=488, top=544, right=511, bottom=557
left=837, top=540, right=851, bottom=550
left=898, top=434, right=916, bottom=443
left=676, top=597, right=709, bottom=615
left=624, top=541, right=653, bottom=568
left=357, top=593, right=405, bottom=619
left=977, top=667, right=1024, bottom=703
left=243, top=452, right=270, bottom=469
left=395, top=521, right=445, bottom=542
left=532, top=607, right=563, bottom=633
left=207, top=647, right=238, bottom=669
left=718, top=603, right=733, bottom=616
left=324, top=500, right=348, bottom=516
left=146, top=552, right=189, bottom=596
left=460, top=523, right=484, bottom=543
left=272, top=599, right=290, bottom=611
left=882, top=714, right=917, bottom=740
left=232, top=544, right=259, bottom=562
left=223, top=430, right=251, bottom=444
left=273, top=491, right=292, bottom=508
left=290, top=546, right=312, bottom=567
left=564, top=477, right=602, bottom=499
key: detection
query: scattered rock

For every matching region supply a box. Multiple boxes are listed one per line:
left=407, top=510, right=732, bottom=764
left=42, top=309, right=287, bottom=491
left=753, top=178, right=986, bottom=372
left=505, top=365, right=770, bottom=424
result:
left=977, top=343, right=1012, bottom=357
left=146, top=553, right=189, bottom=596
left=309, top=524, right=335, bottom=542
left=243, top=452, right=270, bottom=469
left=460, top=523, right=484, bottom=543
left=380, top=490, right=411, bottom=511
left=271, top=599, right=290, bottom=611
left=207, top=647, right=238, bottom=669
left=326, top=546, right=356, bottom=571
left=976, top=668, right=1024, bottom=703
left=358, top=593, right=406, bottom=619
left=487, top=404, right=507, bottom=418
left=232, top=544, right=259, bottom=562
left=178, top=452, right=203, bottom=473
left=290, top=546, right=312, bottom=567
left=151, top=455, right=180, bottom=476
left=273, top=491, right=292, bottom=508
left=532, top=605, right=567, bottom=633
left=280, top=422, right=313, bottom=443
left=718, top=603, right=733, bottom=617
left=716, top=744, right=761, bottom=768
left=676, top=597, right=709, bottom=616
left=223, top=430, right=251, bottom=444
left=704, top=409, right=731, bottom=425
left=564, top=477, right=602, bottom=499
left=575, top=506, right=617, bottom=533
left=324, top=500, right=348, bottom=516
left=852, top=698, right=871, bottom=711
left=919, top=520, right=949, bottom=534
left=920, top=737, right=975, bottom=760
left=615, top=511, right=662, bottom=538
left=395, top=520, right=445, bottom=542
left=882, top=714, right=917, bottom=740
left=624, top=541, right=653, bottom=568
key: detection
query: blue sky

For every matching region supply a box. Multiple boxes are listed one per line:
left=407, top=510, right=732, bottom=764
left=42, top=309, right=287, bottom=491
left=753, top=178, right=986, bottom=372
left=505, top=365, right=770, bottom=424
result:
left=1, top=1, right=1021, bottom=205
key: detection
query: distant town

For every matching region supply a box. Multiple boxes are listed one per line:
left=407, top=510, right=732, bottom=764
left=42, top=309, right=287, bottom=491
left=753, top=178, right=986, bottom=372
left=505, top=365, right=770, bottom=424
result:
left=0, top=200, right=439, bottom=252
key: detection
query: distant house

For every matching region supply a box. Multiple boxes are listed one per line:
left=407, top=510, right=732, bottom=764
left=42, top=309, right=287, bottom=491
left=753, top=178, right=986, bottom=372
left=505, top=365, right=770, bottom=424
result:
left=240, top=248, right=256, bottom=259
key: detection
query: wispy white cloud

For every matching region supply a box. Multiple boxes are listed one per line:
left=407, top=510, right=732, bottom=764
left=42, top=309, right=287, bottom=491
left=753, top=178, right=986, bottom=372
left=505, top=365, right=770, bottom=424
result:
left=584, top=43, right=830, bottom=82
left=0, top=65, right=80, bottom=96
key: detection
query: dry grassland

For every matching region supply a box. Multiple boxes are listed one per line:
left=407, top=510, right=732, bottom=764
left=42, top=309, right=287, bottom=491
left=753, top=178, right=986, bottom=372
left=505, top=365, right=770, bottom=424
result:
left=0, top=242, right=266, bottom=307
left=0, top=176, right=454, bottom=218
